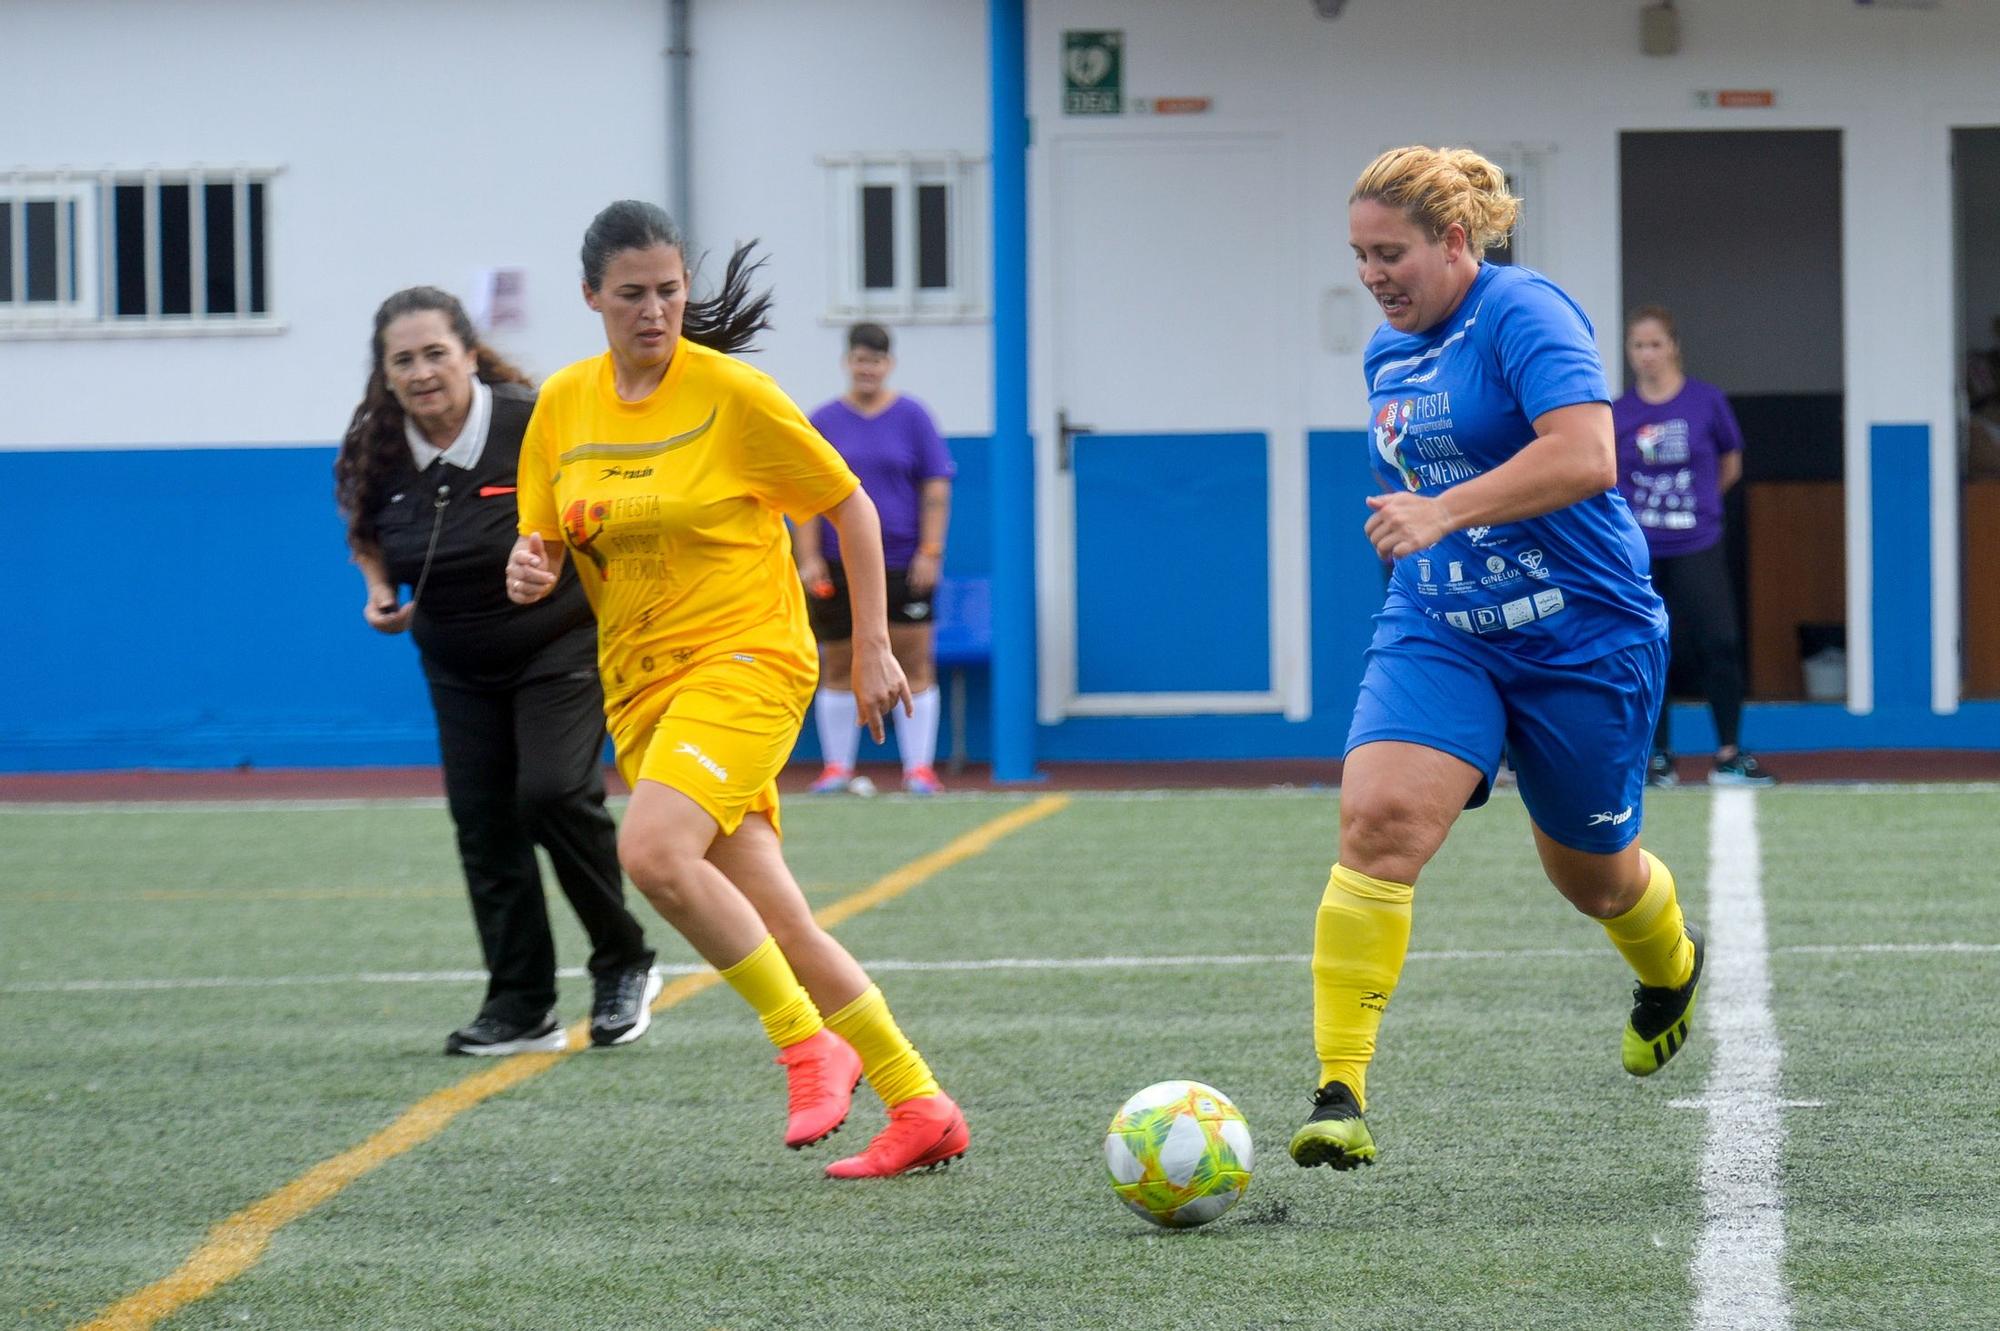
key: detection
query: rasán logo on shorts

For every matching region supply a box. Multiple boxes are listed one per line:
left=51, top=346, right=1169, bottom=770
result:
left=1586, top=806, right=1634, bottom=828
left=675, top=741, right=729, bottom=782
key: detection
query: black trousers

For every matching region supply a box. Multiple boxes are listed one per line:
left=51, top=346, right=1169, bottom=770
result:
left=424, top=629, right=651, bottom=1024
left=1651, top=540, right=1747, bottom=754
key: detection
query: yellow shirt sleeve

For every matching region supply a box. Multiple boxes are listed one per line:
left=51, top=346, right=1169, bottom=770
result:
left=735, top=370, right=860, bottom=525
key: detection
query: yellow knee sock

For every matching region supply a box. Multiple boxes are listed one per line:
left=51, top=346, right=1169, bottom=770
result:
left=825, top=984, right=939, bottom=1107
left=718, top=935, right=824, bottom=1049
left=1600, top=850, right=1695, bottom=988
left=1311, top=864, right=1415, bottom=1112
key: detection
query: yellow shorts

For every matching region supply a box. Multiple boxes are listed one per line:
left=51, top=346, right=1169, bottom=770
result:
left=612, top=658, right=811, bottom=837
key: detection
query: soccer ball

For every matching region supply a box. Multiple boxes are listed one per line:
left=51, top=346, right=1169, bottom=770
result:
left=1103, top=1080, right=1254, bottom=1229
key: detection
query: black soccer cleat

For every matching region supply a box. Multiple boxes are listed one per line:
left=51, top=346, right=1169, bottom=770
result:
left=1623, top=921, right=1705, bottom=1076
left=1288, top=1080, right=1377, bottom=1170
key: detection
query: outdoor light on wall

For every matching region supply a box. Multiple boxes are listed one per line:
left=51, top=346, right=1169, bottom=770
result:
left=1311, top=0, right=1349, bottom=18
left=1641, top=1, right=1681, bottom=56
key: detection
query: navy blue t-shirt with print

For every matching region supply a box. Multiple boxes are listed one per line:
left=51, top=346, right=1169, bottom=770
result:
left=1363, top=262, right=1665, bottom=664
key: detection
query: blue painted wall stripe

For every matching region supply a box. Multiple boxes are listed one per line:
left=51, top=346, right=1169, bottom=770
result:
left=1869, top=423, right=1932, bottom=713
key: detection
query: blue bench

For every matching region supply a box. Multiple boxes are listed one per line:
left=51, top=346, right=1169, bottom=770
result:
left=930, top=576, right=992, bottom=772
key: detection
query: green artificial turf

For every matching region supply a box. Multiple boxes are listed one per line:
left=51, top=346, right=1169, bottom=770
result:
left=0, top=787, right=1993, bottom=1329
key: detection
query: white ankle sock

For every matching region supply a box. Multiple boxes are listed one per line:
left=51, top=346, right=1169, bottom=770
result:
left=815, top=689, right=860, bottom=769
left=896, top=685, right=941, bottom=773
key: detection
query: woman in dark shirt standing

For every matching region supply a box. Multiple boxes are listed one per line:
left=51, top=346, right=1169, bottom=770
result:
left=335, top=286, right=659, bottom=1056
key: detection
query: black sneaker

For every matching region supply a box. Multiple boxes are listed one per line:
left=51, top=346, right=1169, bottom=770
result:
left=1710, top=752, right=1776, bottom=787
left=590, top=963, right=664, bottom=1048
left=1287, top=1080, right=1377, bottom=1170
left=1622, top=921, right=1704, bottom=1076
left=444, top=1010, right=566, bottom=1057
left=1646, top=750, right=1679, bottom=789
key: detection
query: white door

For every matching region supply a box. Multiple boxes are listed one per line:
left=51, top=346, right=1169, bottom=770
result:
left=1041, top=130, right=1307, bottom=721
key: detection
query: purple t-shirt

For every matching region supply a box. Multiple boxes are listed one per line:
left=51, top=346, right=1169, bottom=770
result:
left=807, top=394, right=955, bottom=569
left=1612, top=377, right=1744, bottom=557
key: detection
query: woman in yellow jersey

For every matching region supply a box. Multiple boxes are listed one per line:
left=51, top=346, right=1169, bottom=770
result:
left=505, top=200, right=967, bottom=1179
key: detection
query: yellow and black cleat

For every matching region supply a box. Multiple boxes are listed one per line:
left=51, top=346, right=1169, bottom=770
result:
left=1288, top=1081, right=1377, bottom=1170
left=1622, top=921, right=1705, bottom=1076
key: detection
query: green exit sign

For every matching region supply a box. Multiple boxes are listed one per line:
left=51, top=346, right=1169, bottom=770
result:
left=1063, top=30, right=1123, bottom=115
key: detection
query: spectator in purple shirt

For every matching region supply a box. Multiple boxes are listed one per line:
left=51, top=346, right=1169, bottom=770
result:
left=797, top=323, right=956, bottom=794
left=1614, top=306, right=1775, bottom=788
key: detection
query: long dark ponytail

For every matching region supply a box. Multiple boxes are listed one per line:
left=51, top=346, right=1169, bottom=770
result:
left=333, top=286, right=533, bottom=554
left=580, top=199, right=774, bottom=354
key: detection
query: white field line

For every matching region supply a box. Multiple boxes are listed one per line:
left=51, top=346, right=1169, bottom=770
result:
left=1691, top=787, right=1794, bottom=1331
left=5, top=781, right=1998, bottom=815
left=6, top=939, right=1992, bottom=994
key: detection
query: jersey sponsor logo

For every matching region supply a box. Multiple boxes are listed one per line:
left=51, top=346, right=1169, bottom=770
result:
left=562, top=499, right=612, bottom=576
left=1432, top=585, right=1568, bottom=636
left=1466, top=525, right=1491, bottom=544
left=1586, top=805, right=1634, bottom=827
left=675, top=741, right=730, bottom=782
left=1519, top=548, right=1544, bottom=572
left=1373, top=400, right=1422, bottom=491
left=598, top=466, right=653, bottom=480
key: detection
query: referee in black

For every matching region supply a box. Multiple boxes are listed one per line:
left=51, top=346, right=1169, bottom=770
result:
left=335, top=286, right=660, bottom=1055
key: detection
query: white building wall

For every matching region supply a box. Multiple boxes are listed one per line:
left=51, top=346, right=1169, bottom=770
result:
left=687, top=0, right=992, bottom=432
left=2, top=0, right=669, bottom=448
left=9, top=0, right=2000, bottom=453
left=1017, top=0, right=2000, bottom=439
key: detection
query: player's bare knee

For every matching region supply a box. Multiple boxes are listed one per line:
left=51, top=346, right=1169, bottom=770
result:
left=619, top=830, right=701, bottom=914
left=1339, top=792, right=1437, bottom=882
left=1551, top=872, right=1639, bottom=920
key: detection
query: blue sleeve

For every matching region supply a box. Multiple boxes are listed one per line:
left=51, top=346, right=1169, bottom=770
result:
left=1489, top=274, right=1608, bottom=422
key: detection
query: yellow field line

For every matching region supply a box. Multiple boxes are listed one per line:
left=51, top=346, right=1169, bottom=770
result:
left=74, top=793, right=1069, bottom=1331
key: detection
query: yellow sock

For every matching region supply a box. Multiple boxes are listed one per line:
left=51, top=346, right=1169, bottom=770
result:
left=1311, top=864, right=1414, bottom=1113
left=1600, top=849, right=1695, bottom=988
left=718, top=936, right=823, bottom=1049
left=825, top=984, right=939, bottom=1107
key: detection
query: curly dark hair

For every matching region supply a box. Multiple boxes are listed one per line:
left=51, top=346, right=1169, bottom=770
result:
left=333, top=287, right=533, bottom=554
left=581, top=199, right=774, bottom=354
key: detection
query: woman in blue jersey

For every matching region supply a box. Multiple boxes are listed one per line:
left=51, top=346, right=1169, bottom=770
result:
left=1290, top=147, right=1704, bottom=1172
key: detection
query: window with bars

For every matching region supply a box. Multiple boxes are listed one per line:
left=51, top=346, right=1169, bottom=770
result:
left=821, top=153, right=986, bottom=322
left=0, top=168, right=276, bottom=335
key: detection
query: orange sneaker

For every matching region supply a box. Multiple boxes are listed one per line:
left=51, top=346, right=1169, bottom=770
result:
left=776, top=1029, right=862, bottom=1149
left=825, top=1093, right=969, bottom=1179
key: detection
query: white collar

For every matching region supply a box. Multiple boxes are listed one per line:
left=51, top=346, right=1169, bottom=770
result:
left=405, top=378, right=492, bottom=471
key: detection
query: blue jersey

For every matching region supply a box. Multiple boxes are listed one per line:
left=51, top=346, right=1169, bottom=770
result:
left=1362, top=262, right=1665, bottom=664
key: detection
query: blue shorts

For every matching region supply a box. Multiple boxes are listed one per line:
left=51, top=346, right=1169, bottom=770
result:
left=1345, top=615, right=1667, bottom=854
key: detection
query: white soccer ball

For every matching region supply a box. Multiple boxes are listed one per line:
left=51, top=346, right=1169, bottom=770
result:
left=1103, top=1079, right=1254, bottom=1229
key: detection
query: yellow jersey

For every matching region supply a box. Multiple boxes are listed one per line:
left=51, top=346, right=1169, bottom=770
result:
left=517, top=339, right=859, bottom=722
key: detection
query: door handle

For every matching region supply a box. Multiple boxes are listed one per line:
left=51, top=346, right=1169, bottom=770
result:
left=1057, top=408, right=1094, bottom=473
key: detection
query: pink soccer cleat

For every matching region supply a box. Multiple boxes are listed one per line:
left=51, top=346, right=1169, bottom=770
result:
left=825, top=1093, right=970, bottom=1179
left=776, top=1029, right=863, bottom=1149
